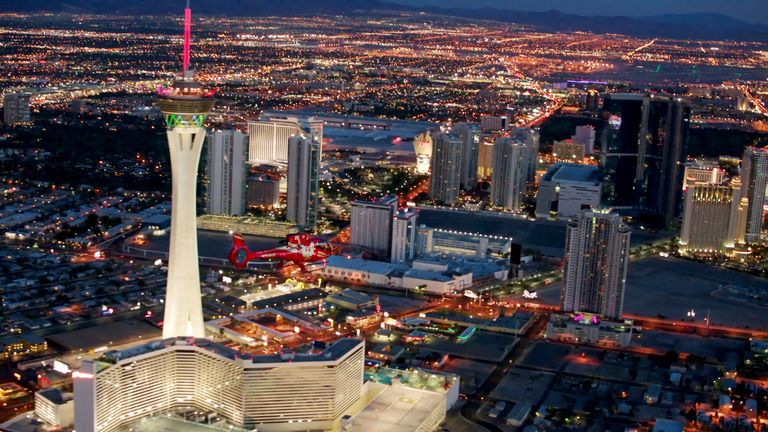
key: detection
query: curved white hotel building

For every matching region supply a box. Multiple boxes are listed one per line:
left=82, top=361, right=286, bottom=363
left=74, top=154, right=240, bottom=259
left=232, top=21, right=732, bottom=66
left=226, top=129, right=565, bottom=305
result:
left=74, top=337, right=364, bottom=432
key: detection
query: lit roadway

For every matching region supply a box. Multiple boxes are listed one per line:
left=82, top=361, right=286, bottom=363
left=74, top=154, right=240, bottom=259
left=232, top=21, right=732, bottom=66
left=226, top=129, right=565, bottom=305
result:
left=738, top=85, right=768, bottom=117
left=622, top=38, right=657, bottom=61
left=401, top=176, right=430, bottom=205
left=623, top=313, right=768, bottom=340
left=521, top=100, right=564, bottom=128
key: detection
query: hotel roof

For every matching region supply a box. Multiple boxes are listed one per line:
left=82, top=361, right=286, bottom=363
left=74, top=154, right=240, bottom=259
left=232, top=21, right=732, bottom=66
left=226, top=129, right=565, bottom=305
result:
left=542, top=163, right=600, bottom=184
left=251, top=287, right=325, bottom=309
left=102, top=337, right=363, bottom=366
left=327, top=288, right=375, bottom=305
left=326, top=255, right=405, bottom=275
left=349, top=382, right=445, bottom=432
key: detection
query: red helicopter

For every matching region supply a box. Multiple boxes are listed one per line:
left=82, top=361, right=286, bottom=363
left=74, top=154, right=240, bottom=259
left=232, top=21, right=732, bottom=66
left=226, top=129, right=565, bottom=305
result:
left=228, top=233, right=335, bottom=272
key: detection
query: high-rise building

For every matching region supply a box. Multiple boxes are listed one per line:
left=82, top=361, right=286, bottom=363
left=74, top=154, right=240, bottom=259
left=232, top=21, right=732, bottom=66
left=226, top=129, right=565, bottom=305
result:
left=429, top=130, right=463, bottom=205
left=511, top=128, right=540, bottom=189
left=246, top=174, right=280, bottom=209
left=490, top=132, right=536, bottom=212
left=416, top=225, right=434, bottom=257
left=391, top=209, right=418, bottom=264
left=350, top=195, right=397, bottom=257
left=585, top=89, right=600, bottom=111
left=3, top=92, right=31, bottom=126
left=477, top=137, right=494, bottom=178
left=155, top=57, right=215, bottom=339
left=307, top=116, right=324, bottom=144
left=561, top=209, right=631, bottom=320
left=571, top=125, right=596, bottom=155
left=740, top=146, right=768, bottom=242
left=480, top=115, right=508, bottom=132
left=206, top=130, right=247, bottom=216
left=679, top=180, right=744, bottom=254
left=286, top=135, right=321, bottom=229
left=74, top=338, right=365, bottom=432
left=601, top=94, right=690, bottom=226
left=683, top=162, right=724, bottom=189
left=413, top=131, right=433, bottom=174
left=247, top=119, right=301, bottom=164
left=454, top=123, right=481, bottom=190
left=248, top=115, right=323, bottom=165
left=728, top=178, right=749, bottom=248
left=737, top=95, right=751, bottom=112
left=553, top=140, right=585, bottom=162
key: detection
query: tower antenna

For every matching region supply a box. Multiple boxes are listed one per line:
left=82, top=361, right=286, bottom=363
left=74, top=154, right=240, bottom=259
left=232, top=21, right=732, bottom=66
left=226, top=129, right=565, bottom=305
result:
left=183, top=0, right=191, bottom=75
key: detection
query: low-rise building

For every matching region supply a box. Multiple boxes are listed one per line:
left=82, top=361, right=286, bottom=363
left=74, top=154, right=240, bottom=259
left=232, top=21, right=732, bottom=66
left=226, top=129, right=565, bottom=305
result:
left=0, top=332, right=48, bottom=361
left=545, top=313, right=634, bottom=347
left=652, top=418, right=684, bottom=432
left=430, top=229, right=512, bottom=259
left=251, top=288, right=326, bottom=311
left=327, top=289, right=378, bottom=310
left=367, top=343, right=405, bottom=362
left=536, top=164, right=602, bottom=219
left=506, top=402, right=532, bottom=427
left=319, top=256, right=506, bottom=296
left=35, top=388, right=74, bottom=428
left=346, top=309, right=383, bottom=328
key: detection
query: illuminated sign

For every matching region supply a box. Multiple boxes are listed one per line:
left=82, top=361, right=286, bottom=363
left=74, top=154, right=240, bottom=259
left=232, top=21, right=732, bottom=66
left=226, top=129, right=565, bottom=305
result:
left=72, top=371, right=94, bottom=379
left=609, top=115, right=622, bottom=129
left=53, top=360, right=71, bottom=374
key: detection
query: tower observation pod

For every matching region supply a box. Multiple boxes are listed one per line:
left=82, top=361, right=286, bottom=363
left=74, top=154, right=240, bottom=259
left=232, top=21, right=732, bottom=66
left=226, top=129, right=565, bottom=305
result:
left=156, top=0, right=216, bottom=338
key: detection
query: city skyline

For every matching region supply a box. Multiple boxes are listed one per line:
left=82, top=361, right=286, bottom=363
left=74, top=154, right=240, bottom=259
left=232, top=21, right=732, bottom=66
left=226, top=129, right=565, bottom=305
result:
left=0, top=1, right=767, bottom=431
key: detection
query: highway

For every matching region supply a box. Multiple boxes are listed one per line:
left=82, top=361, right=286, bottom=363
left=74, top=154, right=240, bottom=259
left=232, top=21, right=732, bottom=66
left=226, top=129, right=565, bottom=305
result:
left=738, top=85, right=768, bottom=117
left=623, top=39, right=657, bottom=60
left=625, top=314, right=768, bottom=340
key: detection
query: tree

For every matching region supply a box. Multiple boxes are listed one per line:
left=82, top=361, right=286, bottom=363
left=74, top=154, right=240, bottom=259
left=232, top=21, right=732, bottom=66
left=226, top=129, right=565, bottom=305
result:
left=664, top=350, right=680, bottom=366
left=685, top=408, right=697, bottom=423
left=85, top=213, right=100, bottom=229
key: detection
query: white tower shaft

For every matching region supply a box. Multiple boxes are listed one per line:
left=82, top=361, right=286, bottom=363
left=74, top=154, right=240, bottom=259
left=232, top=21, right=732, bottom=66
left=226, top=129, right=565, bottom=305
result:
left=163, top=127, right=206, bottom=338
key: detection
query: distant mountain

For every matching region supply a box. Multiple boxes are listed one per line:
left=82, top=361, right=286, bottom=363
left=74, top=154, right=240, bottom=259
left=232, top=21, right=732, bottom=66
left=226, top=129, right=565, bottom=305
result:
left=423, top=8, right=768, bottom=41
left=1, top=0, right=766, bottom=41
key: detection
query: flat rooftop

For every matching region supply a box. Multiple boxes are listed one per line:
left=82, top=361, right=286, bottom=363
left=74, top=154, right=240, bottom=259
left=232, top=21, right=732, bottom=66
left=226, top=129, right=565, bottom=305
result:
left=46, top=319, right=160, bottom=352
left=326, top=256, right=404, bottom=275
left=403, top=268, right=452, bottom=282
left=542, top=163, right=600, bottom=184
left=417, top=208, right=664, bottom=256
left=251, top=288, right=325, bottom=309
left=426, top=310, right=534, bottom=331
left=103, top=337, right=363, bottom=365
left=131, top=416, right=247, bottom=432
left=328, top=289, right=374, bottom=305
left=350, top=383, right=445, bottom=432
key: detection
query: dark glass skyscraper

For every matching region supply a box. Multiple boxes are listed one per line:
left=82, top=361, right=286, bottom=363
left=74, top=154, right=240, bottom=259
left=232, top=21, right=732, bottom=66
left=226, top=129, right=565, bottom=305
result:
left=601, top=94, right=690, bottom=226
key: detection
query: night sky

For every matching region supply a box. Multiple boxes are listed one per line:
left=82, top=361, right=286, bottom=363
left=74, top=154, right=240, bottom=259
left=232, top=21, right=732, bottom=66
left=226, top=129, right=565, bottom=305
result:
left=391, top=0, right=768, bottom=24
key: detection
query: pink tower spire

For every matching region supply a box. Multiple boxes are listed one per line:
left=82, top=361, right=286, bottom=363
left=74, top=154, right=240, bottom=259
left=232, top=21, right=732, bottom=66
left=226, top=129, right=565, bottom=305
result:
left=183, top=0, right=192, bottom=74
